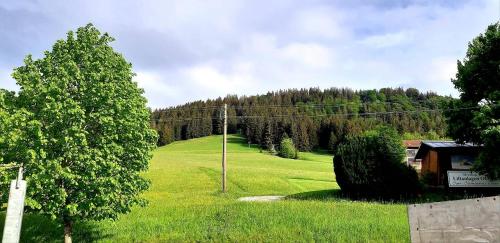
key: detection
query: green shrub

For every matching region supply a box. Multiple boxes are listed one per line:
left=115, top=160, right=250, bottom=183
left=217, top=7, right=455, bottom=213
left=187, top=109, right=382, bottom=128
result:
left=279, top=138, right=298, bottom=159
left=421, top=172, right=438, bottom=186
left=333, top=127, right=421, bottom=198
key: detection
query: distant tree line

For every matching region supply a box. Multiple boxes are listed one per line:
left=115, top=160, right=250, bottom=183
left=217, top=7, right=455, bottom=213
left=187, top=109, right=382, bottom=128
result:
left=151, top=87, right=452, bottom=151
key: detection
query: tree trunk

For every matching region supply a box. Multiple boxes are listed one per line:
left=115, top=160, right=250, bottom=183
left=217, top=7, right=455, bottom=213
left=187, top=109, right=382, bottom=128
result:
left=64, top=219, right=72, bottom=243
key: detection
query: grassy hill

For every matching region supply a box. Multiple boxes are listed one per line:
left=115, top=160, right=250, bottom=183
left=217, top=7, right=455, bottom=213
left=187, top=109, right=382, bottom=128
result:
left=2, top=135, right=410, bottom=242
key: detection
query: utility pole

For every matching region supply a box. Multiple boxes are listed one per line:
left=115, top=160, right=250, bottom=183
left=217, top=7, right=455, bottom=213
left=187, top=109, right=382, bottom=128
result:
left=222, top=104, right=227, bottom=192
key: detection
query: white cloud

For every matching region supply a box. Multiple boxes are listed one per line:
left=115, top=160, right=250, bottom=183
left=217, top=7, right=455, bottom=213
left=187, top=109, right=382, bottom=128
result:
left=429, top=57, right=458, bottom=82
left=360, top=31, right=413, bottom=48
left=414, top=57, right=459, bottom=96
left=134, top=71, right=180, bottom=108
left=293, top=7, right=345, bottom=39
left=245, top=33, right=278, bottom=53
left=182, top=63, right=257, bottom=97
left=280, top=43, right=334, bottom=69
left=0, top=0, right=497, bottom=108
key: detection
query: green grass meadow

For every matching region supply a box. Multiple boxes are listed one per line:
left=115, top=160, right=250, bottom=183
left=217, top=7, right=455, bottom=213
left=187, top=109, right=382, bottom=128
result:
left=1, top=135, right=410, bottom=242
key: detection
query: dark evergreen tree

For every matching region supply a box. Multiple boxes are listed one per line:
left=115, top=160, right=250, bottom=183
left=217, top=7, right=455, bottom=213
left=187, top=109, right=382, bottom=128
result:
left=262, top=121, right=275, bottom=152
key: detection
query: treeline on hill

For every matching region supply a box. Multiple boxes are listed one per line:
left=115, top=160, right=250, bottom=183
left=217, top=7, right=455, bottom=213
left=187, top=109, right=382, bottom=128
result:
left=151, top=87, right=452, bottom=151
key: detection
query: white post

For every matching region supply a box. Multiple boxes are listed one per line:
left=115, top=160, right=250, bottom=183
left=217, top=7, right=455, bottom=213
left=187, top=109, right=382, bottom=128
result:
left=2, top=166, right=26, bottom=243
left=222, top=104, right=227, bottom=192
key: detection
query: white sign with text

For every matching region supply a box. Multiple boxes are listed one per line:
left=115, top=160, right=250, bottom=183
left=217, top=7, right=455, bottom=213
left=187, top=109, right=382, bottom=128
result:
left=448, top=171, right=500, bottom=188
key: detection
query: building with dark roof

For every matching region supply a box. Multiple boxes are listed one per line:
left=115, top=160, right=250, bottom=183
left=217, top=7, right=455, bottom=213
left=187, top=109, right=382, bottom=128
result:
left=415, top=141, right=481, bottom=186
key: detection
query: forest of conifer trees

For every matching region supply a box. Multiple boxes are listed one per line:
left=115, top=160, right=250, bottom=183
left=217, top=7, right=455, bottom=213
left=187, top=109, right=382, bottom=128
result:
left=151, top=87, right=452, bottom=152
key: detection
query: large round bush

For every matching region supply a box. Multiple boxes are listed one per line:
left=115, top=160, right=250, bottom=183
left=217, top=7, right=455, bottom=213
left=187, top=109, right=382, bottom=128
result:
left=333, top=127, right=420, bottom=198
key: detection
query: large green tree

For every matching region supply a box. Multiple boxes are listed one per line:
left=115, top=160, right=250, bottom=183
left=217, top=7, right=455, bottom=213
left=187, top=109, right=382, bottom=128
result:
left=0, top=90, right=42, bottom=202
left=445, top=22, right=500, bottom=179
left=8, top=24, right=157, bottom=242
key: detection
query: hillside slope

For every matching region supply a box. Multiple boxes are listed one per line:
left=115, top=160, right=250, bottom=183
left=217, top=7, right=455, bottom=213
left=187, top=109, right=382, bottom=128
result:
left=3, top=135, right=410, bottom=242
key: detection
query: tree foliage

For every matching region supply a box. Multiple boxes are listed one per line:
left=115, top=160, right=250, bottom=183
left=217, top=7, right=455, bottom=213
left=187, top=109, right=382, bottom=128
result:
left=278, top=137, right=298, bottom=159
left=333, top=127, right=421, bottom=198
left=2, top=24, right=157, bottom=240
left=444, top=22, right=500, bottom=179
left=0, top=89, right=43, bottom=202
left=262, top=121, right=275, bottom=152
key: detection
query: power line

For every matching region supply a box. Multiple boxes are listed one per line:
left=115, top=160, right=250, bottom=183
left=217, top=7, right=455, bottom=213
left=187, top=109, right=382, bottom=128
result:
left=150, top=105, right=488, bottom=122
left=153, top=106, right=222, bottom=112
left=227, top=106, right=479, bottom=119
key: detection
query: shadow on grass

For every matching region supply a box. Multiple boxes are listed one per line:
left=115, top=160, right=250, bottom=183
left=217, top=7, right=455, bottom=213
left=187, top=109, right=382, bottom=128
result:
left=286, top=189, right=343, bottom=201
left=227, top=135, right=261, bottom=150
left=0, top=212, right=113, bottom=242
left=287, top=188, right=500, bottom=204
left=226, top=135, right=245, bottom=145
left=288, top=177, right=334, bottom=183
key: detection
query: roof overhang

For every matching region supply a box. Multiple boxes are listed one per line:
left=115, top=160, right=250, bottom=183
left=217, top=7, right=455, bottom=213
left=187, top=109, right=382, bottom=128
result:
left=414, top=141, right=482, bottom=159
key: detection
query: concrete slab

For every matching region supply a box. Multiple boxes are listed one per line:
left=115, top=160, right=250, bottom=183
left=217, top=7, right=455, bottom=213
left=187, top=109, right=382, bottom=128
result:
left=237, top=196, right=285, bottom=202
left=408, top=196, right=500, bottom=243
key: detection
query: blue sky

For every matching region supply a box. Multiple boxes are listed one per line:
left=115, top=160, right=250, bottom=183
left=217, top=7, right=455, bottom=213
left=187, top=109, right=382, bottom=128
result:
left=0, top=0, right=498, bottom=108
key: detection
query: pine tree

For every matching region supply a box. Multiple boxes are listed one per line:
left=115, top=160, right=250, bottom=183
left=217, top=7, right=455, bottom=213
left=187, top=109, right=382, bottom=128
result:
left=262, top=121, right=275, bottom=153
